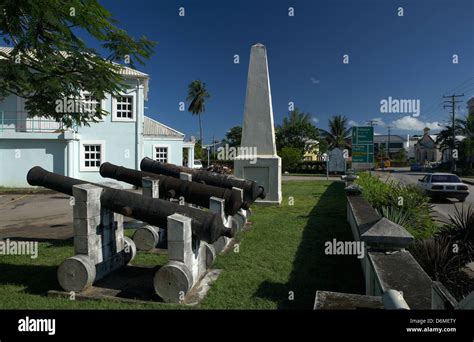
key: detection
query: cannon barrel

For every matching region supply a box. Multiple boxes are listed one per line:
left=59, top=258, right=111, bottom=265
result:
left=140, top=157, right=266, bottom=203
left=99, top=162, right=246, bottom=215
left=26, top=166, right=234, bottom=243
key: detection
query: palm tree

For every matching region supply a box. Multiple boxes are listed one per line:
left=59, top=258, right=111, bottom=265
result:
left=435, top=118, right=466, bottom=168
left=458, top=115, right=474, bottom=169
left=321, top=115, right=352, bottom=149
left=186, top=80, right=210, bottom=144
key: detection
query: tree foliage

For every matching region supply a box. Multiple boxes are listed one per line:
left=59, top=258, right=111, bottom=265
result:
left=436, top=115, right=474, bottom=169
left=223, top=125, right=242, bottom=147
left=0, top=0, right=156, bottom=127
left=280, top=147, right=303, bottom=172
left=186, top=80, right=210, bottom=145
left=320, top=115, right=352, bottom=149
left=276, top=108, right=319, bottom=152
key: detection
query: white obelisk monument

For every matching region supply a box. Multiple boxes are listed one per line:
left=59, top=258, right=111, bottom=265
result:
left=234, top=43, right=282, bottom=204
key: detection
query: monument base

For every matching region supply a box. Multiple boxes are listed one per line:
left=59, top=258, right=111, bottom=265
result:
left=234, top=155, right=282, bottom=204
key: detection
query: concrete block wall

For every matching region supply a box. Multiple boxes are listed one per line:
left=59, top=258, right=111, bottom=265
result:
left=346, top=194, right=433, bottom=309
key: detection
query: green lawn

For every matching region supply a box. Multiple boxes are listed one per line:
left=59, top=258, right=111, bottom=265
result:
left=0, top=181, right=364, bottom=309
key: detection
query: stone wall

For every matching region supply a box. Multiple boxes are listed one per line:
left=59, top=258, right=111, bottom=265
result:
left=346, top=194, right=433, bottom=309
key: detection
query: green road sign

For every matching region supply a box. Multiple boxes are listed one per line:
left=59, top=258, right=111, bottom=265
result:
left=352, top=126, right=374, bottom=145
left=352, top=144, right=374, bottom=163
left=352, top=126, right=374, bottom=164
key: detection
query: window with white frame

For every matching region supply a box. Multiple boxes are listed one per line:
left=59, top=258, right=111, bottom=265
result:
left=81, top=143, right=103, bottom=171
left=155, top=146, right=168, bottom=163
left=115, top=96, right=133, bottom=119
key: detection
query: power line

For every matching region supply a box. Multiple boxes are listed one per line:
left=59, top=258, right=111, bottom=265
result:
left=443, top=93, right=464, bottom=172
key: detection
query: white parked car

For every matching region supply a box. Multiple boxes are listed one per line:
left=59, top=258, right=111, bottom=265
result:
left=192, top=159, right=203, bottom=169
left=417, top=173, right=469, bottom=202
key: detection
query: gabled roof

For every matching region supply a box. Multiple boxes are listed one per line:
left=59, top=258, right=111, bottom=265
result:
left=143, top=116, right=184, bottom=138
left=0, top=46, right=150, bottom=99
left=416, top=134, right=437, bottom=148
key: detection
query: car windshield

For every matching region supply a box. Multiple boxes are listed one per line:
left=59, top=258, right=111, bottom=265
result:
left=431, top=175, right=460, bottom=183
left=194, top=161, right=201, bottom=165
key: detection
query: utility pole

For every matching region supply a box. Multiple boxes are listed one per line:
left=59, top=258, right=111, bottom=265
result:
left=443, top=94, right=464, bottom=172
left=366, top=120, right=378, bottom=127
left=387, top=125, right=392, bottom=159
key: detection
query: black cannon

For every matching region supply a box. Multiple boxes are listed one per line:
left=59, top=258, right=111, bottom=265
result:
left=99, top=162, right=246, bottom=216
left=26, top=166, right=234, bottom=243
left=140, top=157, right=266, bottom=203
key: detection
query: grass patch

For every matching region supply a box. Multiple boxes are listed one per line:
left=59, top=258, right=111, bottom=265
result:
left=0, top=181, right=363, bottom=309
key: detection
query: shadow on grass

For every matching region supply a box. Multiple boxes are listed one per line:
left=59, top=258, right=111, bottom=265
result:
left=255, top=182, right=365, bottom=309
left=0, top=263, right=59, bottom=294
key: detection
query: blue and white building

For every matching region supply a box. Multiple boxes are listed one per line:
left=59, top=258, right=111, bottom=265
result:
left=0, top=47, right=194, bottom=187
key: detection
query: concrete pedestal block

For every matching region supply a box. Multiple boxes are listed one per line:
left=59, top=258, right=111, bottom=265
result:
left=133, top=225, right=160, bottom=251
left=231, top=209, right=248, bottom=231
left=154, top=260, right=193, bottom=303
left=57, top=255, right=96, bottom=292
left=234, top=157, right=282, bottom=204
left=212, top=236, right=230, bottom=254
left=59, top=183, right=133, bottom=293
left=155, top=213, right=215, bottom=303
left=203, top=242, right=216, bottom=269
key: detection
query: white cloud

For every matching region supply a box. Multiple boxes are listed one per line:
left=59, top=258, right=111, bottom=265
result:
left=312, top=117, right=319, bottom=124
left=391, top=116, right=440, bottom=131
left=371, top=117, right=386, bottom=127
left=310, top=77, right=320, bottom=84
left=348, top=120, right=359, bottom=127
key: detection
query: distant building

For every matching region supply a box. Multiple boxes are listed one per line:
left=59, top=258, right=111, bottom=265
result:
left=414, top=128, right=441, bottom=163
left=303, top=139, right=321, bottom=161
left=406, top=135, right=421, bottom=160
left=373, top=134, right=405, bottom=158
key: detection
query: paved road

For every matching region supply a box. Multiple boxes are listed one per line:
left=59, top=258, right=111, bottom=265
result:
left=0, top=193, right=141, bottom=240
left=0, top=193, right=73, bottom=240
left=374, top=169, right=474, bottom=223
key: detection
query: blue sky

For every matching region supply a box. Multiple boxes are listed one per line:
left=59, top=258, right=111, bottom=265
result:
left=96, top=0, right=474, bottom=142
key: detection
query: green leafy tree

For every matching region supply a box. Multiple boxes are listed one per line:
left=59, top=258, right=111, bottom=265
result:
left=194, top=139, right=204, bottom=160
left=377, top=144, right=386, bottom=159
left=435, top=118, right=470, bottom=170
left=321, top=115, right=352, bottom=149
left=394, top=148, right=407, bottom=162
left=0, top=0, right=156, bottom=127
left=223, top=125, right=242, bottom=147
left=276, top=108, right=319, bottom=152
left=186, top=80, right=210, bottom=145
left=280, top=147, right=303, bottom=172
left=459, top=115, right=474, bottom=170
